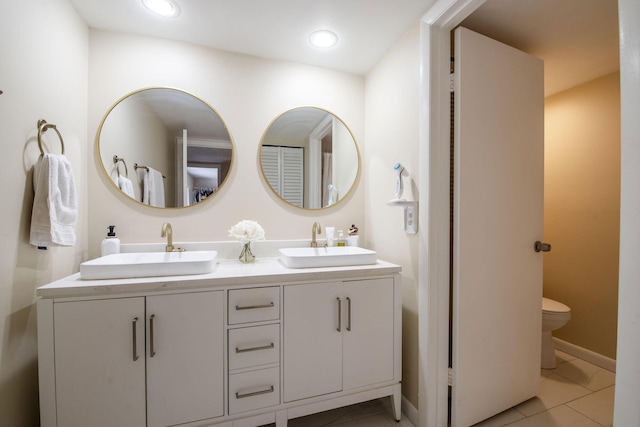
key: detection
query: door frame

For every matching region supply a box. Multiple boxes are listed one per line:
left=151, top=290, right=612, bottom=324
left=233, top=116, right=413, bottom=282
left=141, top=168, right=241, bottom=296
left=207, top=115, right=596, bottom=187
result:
left=418, top=1, right=509, bottom=426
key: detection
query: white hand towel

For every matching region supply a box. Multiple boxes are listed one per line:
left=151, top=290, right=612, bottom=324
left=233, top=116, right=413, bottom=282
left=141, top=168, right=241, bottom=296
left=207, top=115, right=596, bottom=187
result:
left=143, top=167, right=165, bottom=208
left=118, top=175, right=135, bottom=198
left=30, top=154, right=77, bottom=248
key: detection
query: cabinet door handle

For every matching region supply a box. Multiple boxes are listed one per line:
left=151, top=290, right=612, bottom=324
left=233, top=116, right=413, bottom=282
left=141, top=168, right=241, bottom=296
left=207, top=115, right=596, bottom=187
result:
left=235, top=302, right=274, bottom=311
left=337, top=297, right=342, bottom=332
left=235, top=342, right=275, bottom=353
left=235, top=385, right=275, bottom=399
left=132, top=317, right=139, bottom=361
left=346, top=297, right=352, bottom=332
left=149, top=314, right=156, bottom=358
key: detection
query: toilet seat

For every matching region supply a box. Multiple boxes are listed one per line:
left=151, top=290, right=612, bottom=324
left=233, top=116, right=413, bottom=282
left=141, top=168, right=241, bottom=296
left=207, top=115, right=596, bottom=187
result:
left=543, top=297, right=570, bottom=314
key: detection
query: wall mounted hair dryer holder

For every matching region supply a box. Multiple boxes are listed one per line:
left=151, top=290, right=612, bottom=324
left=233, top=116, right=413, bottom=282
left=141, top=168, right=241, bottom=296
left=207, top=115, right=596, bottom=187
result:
left=386, top=199, right=418, bottom=234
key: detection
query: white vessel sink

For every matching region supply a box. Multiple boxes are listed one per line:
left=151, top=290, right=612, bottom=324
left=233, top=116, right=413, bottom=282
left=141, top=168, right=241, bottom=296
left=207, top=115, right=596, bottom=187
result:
left=279, top=246, right=377, bottom=269
left=80, top=251, right=218, bottom=280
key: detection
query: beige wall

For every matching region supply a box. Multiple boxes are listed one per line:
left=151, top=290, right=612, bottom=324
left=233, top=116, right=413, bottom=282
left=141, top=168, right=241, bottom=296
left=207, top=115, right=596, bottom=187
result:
left=0, top=1, right=89, bottom=425
left=88, top=30, right=366, bottom=256
left=365, top=23, right=421, bottom=407
left=544, top=72, right=620, bottom=359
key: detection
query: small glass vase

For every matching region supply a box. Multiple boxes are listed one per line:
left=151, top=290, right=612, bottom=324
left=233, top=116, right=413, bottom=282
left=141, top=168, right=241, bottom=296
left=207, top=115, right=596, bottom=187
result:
left=238, top=241, right=255, bottom=263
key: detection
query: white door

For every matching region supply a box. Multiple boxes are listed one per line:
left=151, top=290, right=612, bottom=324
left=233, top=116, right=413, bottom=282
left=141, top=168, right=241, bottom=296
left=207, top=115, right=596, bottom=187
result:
left=182, top=129, right=189, bottom=206
left=343, top=278, right=395, bottom=390
left=54, top=298, right=146, bottom=427
left=451, top=27, right=544, bottom=426
left=283, top=282, right=343, bottom=402
left=146, top=291, right=224, bottom=427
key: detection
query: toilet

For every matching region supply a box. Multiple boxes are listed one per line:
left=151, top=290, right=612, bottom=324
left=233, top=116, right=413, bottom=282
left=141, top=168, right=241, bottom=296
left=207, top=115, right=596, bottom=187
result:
left=541, top=297, right=571, bottom=369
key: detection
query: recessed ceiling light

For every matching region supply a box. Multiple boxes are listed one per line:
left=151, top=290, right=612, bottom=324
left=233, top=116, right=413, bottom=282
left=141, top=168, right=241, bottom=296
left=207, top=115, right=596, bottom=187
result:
left=142, top=0, right=181, bottom=18
left=309, top=30, right=338, bottom=48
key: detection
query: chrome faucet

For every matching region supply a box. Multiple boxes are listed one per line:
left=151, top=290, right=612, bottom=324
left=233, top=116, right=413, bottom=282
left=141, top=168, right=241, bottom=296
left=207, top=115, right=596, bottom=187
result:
left=161, top=222, right=183, bottom=252
left=311, top=222, right=323, bottom=247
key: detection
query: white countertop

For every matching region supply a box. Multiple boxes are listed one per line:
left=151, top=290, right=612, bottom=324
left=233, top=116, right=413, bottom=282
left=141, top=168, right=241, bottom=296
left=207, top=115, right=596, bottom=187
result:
left=37, top=257, right=402, bottom=299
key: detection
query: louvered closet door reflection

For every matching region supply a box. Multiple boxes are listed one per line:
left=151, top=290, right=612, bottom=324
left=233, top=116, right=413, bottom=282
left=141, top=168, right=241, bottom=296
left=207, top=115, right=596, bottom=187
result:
left=281, top=147, right=303, bottom=207
left=261, top=146, right=281, bottom=194
left=261, top=145, right=303, bottom=207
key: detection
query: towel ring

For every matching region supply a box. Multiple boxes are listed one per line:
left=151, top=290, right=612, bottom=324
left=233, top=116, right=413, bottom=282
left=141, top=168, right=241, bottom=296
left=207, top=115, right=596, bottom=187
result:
left=37, top=120, right=65, bottom=156
left=113, top=155, right=129, bottom=177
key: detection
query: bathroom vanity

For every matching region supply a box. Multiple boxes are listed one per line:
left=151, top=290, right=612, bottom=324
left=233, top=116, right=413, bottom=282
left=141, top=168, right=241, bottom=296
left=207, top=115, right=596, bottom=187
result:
left=37, top=256, right=402, bottom=427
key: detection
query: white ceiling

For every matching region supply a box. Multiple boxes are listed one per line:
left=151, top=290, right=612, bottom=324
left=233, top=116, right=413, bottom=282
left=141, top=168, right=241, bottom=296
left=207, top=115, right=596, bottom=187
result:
left=68, top=0, right=436, bottom=75
left=68, top=0, right=619, bottom=94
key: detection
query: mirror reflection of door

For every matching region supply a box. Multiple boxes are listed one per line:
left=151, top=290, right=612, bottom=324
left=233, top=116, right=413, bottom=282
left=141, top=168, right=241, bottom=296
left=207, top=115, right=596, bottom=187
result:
left=320, top=127, right=333, bottom=207
left=260, top=107, right=359, bottom=209
left=176, top=136, right=232, bottom=206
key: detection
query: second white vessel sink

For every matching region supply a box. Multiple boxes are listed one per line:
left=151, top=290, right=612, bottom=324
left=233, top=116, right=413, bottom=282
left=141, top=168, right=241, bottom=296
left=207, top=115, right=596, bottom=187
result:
left=80, top=250, right=218, bottom=280
left=279, top=246, right=377, bottom=269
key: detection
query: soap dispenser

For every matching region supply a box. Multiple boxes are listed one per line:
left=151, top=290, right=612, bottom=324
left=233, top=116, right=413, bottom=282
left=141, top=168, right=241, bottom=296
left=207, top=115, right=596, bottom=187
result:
left=101, top=225, right=121, bottom=256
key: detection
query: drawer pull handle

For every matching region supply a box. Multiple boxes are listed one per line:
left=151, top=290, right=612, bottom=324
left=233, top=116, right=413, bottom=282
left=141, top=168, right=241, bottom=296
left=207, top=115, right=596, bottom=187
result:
left=235, top=385, right=275, bottom=399
left=235, top=343, right=275, bottom=353
left=149, top=314, right=156, bottom=357
left=346, top=297, right=352, bottom=332
left=337, top=297, right=342, bottom=332
left=235, top=302, right=275, bottom=311
left=132, top=317, right=139, bottom=361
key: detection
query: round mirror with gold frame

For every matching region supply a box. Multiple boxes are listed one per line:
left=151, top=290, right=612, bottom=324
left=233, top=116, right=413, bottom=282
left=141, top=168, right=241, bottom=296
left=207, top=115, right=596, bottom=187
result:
left=259, top=107, right=360, bottom=209
left=96, top=87, right=234, bottom=208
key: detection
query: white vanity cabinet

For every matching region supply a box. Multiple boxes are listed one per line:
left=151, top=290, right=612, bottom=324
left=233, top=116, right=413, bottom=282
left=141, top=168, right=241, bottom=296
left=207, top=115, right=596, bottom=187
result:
left=42, top=290, right=224, bottom=427
left=38, top=259, right=402, bottom=427
left=283, top=278, right=395, bottom=402
left=52, top=297, right=147, bottom=427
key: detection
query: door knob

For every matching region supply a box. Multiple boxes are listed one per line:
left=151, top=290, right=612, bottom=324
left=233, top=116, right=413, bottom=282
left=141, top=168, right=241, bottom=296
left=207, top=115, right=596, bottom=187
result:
left=534, top=241, right=551, bottom=252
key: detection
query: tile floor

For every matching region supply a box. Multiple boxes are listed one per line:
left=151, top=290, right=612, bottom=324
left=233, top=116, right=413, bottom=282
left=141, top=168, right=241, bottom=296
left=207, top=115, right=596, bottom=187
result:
left=474, top=350, right=615, bottom=427
left=264, top=350, right=615, bottom=427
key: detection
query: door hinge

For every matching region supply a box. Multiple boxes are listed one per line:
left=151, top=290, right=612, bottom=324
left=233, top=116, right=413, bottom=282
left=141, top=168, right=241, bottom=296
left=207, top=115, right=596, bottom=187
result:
left=450, top=73, right=456, bottom=93
left=448, top=367, right=454, bottom=386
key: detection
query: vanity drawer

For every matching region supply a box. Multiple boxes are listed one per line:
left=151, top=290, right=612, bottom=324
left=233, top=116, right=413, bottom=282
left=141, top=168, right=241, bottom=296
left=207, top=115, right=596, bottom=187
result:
left=229, top=366, right=280, bottom=414
left=228, top=287, right=280, bottom=325
left=229, top=324, right=280, bottom=371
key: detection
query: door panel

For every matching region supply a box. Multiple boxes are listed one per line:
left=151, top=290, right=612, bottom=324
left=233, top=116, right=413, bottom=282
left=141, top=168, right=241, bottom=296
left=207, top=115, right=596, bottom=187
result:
left=54, top=298, right=146, bottom=427
left=451, top=27, right=544, bottom=427
left=283, top=282, right=343, bottom=402
left=146, top=291, right=224, bottom=427
left=343, top=278, right=395, bottom=390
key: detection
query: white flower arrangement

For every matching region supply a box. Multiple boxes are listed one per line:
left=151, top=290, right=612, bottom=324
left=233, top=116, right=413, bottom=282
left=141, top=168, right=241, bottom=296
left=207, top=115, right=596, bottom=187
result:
left=228, top=220, right=266, bottom=243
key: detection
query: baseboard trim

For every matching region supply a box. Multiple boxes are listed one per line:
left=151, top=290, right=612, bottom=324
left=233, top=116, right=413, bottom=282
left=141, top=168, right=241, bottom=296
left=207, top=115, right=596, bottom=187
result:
left=553, top=337, right=616, bottom=372
left=401, top=395, right=418, bottom=426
